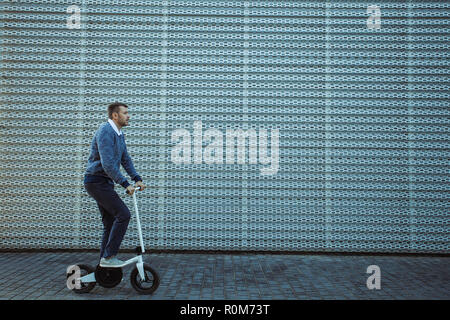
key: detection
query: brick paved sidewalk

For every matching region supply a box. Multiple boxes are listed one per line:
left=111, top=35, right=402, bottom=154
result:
left=0, top=251, right=448, bottom=300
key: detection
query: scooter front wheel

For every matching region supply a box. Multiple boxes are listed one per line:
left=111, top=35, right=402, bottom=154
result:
left=130, top=264, right=160, bottom=294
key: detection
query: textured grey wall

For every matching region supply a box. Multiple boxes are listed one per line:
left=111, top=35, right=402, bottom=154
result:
left=0, top=0, right=449, bottom=253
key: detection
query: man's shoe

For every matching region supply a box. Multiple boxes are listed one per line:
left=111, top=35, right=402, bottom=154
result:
left=100, top=257, right=125, bottom=268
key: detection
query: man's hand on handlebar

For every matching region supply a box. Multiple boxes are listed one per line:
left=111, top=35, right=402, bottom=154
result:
left=135, top=180, right=146, bottom=191
left=126, top=181, right=146, bottom=195
left=126, top=185, right=136, bottom=195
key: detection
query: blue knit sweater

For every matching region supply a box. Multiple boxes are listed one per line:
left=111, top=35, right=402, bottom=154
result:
left=84, top=122, right=142, bottom=188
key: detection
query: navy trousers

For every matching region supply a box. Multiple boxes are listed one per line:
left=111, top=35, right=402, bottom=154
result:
left=84, top=179, right=131, bottom=259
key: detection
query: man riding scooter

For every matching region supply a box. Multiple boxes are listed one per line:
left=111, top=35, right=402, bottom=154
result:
left=83, top=102, right=146, bottom=267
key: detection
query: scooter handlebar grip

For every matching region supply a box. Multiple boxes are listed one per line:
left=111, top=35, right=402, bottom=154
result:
left=125, top=186, right=141, bottom=194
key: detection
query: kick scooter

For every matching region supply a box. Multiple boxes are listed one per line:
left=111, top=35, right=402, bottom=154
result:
left=67, top=186, right=160, bottom=294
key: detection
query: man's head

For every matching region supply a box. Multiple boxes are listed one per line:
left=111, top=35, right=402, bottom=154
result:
left=108, top=102, right=130, bottom=129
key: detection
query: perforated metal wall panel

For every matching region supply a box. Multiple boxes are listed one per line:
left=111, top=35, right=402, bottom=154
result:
left=1, top=0, right=449, bottom=253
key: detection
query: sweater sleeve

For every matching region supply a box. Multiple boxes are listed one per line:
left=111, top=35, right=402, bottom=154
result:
left=96, top=129, right=130, bottom=188
left=121, top=136, right=142, bottom=183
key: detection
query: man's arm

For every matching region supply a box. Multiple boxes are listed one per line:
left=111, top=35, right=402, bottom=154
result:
left=96, top=129, right=131, bottom=188
left=121, top=137, right=142, bottom=183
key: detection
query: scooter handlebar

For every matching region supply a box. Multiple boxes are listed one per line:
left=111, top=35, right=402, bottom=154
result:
left=125, top=186, right=141, bottom=194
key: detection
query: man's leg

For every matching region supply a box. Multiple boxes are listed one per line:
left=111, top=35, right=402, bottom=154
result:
left=102, top=199, right=131, bottom=258
left=97, top=203, right=114, bottom=259
left=84, top=181, right=131, bottom=259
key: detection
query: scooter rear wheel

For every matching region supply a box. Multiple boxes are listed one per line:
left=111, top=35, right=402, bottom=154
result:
left=67, top=264, right=96, bottom=294
left=130, top=264, right=160, bottom=294
left=95, top=265, right=123, bottom=288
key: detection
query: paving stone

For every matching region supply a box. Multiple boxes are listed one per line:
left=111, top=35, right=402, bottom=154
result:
left=0, top=252, right=448, bottom=299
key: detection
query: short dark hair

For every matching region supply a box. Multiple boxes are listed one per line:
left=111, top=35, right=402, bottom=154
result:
left=108, top=102, right=128, bottom=119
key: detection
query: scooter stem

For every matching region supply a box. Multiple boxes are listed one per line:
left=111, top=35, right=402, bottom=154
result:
left=133, top=189, right=145, bottom=254
left=125, top=186, right=145, bottom=254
